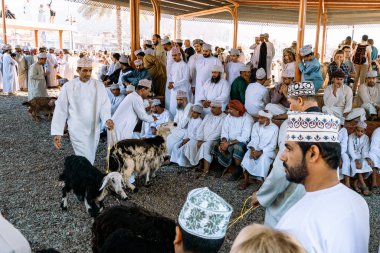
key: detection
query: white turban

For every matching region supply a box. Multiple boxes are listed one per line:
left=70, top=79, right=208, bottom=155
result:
left=258, top=110, right=273, bottom=120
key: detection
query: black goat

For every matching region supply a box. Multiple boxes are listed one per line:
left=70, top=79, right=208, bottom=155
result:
left=92, top=205, right=176, bottom=253
left=59, top=155, right=128, bottom=217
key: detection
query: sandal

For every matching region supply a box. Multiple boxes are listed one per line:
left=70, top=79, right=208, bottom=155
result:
left=360, top=187, right=372, bottom=196
left=353, top=185, right=361, bottom=193
left=370, top=185, right=379, bottom=194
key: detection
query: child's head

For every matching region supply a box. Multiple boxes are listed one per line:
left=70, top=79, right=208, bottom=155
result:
left=355, top=121, right=367, bottom=137
left=230, top=224, right=305, bottom=253
left=191, top=105, right=202, bottom=119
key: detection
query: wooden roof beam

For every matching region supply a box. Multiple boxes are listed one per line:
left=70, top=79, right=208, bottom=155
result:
left=237, top=0, right=380, bottom=3
left=175, top=5, right=234, bottom=18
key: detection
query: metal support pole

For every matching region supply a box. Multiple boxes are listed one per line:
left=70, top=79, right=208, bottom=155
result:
left=295, top=0, right=307, bottom=81
left=1, top=0, right=7, bottom=44
left=233, top=6, right=238, bottom=48
left=151, top=0, right=160, bottom=35
left=130, top=0, right=140, bottom=61
left=314, top=0, right=322, bottom=56
left=321, top=12, right=327, bottom=63
left=34, top=30, right=39, bottom=48
left=59, top=30, right=63, bottom=49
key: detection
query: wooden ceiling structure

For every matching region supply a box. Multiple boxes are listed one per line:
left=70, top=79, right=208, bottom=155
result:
left=60, top=0, right=380, bottom=80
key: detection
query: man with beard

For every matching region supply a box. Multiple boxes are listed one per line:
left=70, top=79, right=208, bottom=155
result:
left=194, top=43, right=223, bottom=103
left=358, top=70, right=380, bottom=120
left=122, top=59, right=150, bottom=88
left=15, top=45, right=28, bottom=91
left=152, top=34, right=166, bottom=66
left=323, top=70, right=366, bottom=121
left=276, top=111, right=369, bottom=253
left=252, top=81, right=319, bottom=227
left=211, top=100, right=253, bottom=180
left=162, top=38, right=175, bottom=109
left=240, top=110, right=279, bottom=190
left=46, top=47, right=59, bottom=87
left=167, top=90, right=193, bottom=156
left=197, top=65, right=230, bottom=115
left=188, top=39, right=204, bottom=95
left=230, top=65, right=251, bottom=104
left=167, top=47, right=190, bottom=116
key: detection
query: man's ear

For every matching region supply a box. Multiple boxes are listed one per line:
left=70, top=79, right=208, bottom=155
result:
left=298, top=97, right=304, bottom=106
left=173, top=226, right=183, bottom=246
left=307, top=144, right=320, bottom=163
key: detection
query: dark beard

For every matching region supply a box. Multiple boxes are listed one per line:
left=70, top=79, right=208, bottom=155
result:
left=211, top=75, right=221, bottom=84
left=177, top=104, right=185, bottom=110
left=283, top=159, right=308, bottom=184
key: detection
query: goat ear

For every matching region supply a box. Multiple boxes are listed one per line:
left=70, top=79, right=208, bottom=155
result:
left=99, top=174, right=111, bottom=191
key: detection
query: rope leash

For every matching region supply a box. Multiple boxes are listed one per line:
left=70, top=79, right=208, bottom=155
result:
left=228, top=195, right=261, bottom=230
left=106, top=129, right=118, bottom=173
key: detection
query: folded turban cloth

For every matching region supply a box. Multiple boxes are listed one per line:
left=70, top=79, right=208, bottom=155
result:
left=228, top=100, right=246, bottom=116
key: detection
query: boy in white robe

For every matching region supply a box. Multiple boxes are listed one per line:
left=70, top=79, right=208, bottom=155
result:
left=240, top=110, right=279, bottom=190
left=167, top=47, right=190, bottom=116
left=192, top=100, right=226, bottom=176
left=167, top=90, right=193, bottom=155
left=338, top=119, right=351, bottom=187
left=323, top=70, right=366, bottom=121
left=245, top=68, right=270, bottom=117
left=171, top=105, right=203, bottom=166
left=348, top=121, right=374, bottom=196
left=28, top=53, right=48, bottom=101
left=197, top=65, right=230, bottom=115
left=51, top=57, right=114, bottom=165
left=108, top=83, right=125, bottom=116
left=369, top=127, right=380, bottom=191
left=150, top=99, right=173, bottom=136
left=225, top=48, right=245, bottom=85
left=112, top=79, right=157, bottom=142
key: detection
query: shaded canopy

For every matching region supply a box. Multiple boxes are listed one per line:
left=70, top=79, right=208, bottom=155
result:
left=66, top=0, right=380, bottom=25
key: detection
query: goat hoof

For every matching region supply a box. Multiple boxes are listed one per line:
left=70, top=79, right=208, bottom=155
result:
left=75, top=194, right=84, bottom=202
left=60, top=203, right=67, bottom=211
left=144, top=182, right=152, bottom=188
left=122, top=196, right=129, bottom=201
left=133, top=187, right=139, bottom=193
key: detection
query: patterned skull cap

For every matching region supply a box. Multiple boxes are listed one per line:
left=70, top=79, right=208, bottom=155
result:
left=300, top=44, right=313, bottom=56
left=287, top=81, right=315, bottom=98
left=151, top=99, right=161, bottom=106
left=192, top=104, right=203, bottom=114
left=77, top=57, right=93, bottom=68
left=178, top=187, right=233, bottom=239
left=286, top=112, right=340, bottom=143
left=356, top=121, right=367, bottom=129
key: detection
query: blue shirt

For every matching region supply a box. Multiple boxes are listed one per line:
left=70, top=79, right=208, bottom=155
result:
left=298, top=57, right=324, bottom=92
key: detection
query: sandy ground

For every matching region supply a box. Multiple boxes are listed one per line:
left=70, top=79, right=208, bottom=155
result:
left=0, top=91, right=379, bottom=252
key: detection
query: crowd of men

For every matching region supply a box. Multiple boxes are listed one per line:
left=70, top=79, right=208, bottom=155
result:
left=1, top=32, right=379, bottom=253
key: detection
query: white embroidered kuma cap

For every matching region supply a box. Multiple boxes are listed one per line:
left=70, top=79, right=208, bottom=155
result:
left=77, top=57, right=93, bottom=68
left=286, top=112, right=340, bottom=143
left=178, top=187, right=233, bottom=239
